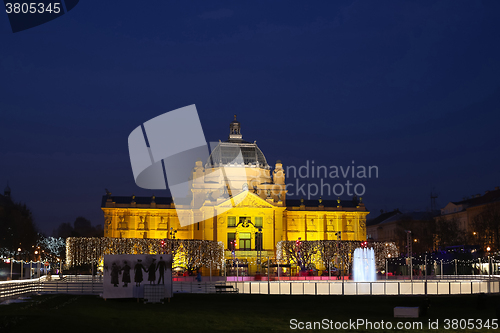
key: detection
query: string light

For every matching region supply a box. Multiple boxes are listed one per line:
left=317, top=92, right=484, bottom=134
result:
left=276, top=240, right=399, bottom=271
left=65, top=237, right=224, bottom=272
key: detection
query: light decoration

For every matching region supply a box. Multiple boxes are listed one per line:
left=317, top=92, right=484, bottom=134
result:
left=65, top=237, right=224, bottom=272
left=38, top=236, right=65, bottom=260
left=277, top=240, right=399, bottom=271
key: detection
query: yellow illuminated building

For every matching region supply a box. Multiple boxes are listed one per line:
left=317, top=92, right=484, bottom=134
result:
left=102, top=116, right=368, bottom=274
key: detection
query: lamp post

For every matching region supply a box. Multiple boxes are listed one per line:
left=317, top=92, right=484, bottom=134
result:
left=267, top=257, right=270, bottom=295
left=34, top=250, right=38, bottom=278
left=18, top=248, right=23, bottom=280
left=405, top=230, right=412, bottom=281
left=487, top=246, right=491, bottom=277
left=335, top=231, right=343, bottom=293
left=169, top=227, right=177, bottom=239
left=277, top=257, right=280, bottom=282
left=487, top=246, right=492, bottom=293
left=296, top=237, right=302, bottom=275
left=255, top=228, right=262, bottom=274
left=169, top=227, right=177, bottom=255
left=230, top=240, right=236, bottom=276
left=386, top=254, right=391, bottom=280
left=424, top=254, right=427, bottom=295
left=455, top=258, right=458, bottom=277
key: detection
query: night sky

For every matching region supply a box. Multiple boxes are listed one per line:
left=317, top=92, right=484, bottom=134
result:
left=1, top=1, right=499, bottom=235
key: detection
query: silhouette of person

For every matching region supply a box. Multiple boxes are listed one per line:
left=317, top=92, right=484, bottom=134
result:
left=134, top=259, right=146, bottom=286
left=157, top=256, right=167, bottom=285
left=121, top=261, right=131, bottom=287
left=110, top=263, right=120, bottom=287
left=148, top=259, right=157, bottom=284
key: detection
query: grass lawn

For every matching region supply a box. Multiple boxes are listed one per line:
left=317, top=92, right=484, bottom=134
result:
left=1, top=293, right=499, bottom=332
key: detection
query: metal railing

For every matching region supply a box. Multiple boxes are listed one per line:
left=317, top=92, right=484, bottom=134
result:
left=3, top=275, right=499, bottom=299
left=0, top=275, right=103, bottom=301
left=0, top=278, right=43, bottom=300
left=172, top=282, right=220, bottom=294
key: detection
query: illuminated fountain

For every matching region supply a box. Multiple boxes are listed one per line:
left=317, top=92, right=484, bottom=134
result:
left=352, top=247, right=376, bottom=282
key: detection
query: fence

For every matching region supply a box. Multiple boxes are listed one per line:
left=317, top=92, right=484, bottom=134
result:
left=227, top=279, right=500, bottom=296
left=0, top=278, right=43, bottom=300
left=172, top=282, right=219, bottom=294
left=2, top=276, right=500, bottom=300
left=0, top=275, right=103, bottom=301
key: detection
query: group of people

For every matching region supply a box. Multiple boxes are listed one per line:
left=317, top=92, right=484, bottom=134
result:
left=110, top=257, right=169, bottom=287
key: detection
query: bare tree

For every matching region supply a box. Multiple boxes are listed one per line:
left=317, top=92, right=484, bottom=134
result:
left=279, top=240, right=319, bottom=270
left=472, top=203, right=500, bottom=251
left=435, top=216, right=465, bottom=249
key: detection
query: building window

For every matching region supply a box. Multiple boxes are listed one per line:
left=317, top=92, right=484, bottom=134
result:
left=239, top=232, right=251, bottom=250
left=239, top=216, right=250, bottom=225
left=255, top=216, right=263, bottom=228
left=227, top=233, right=236, bottom=249
left=228, top=216, right=236, bottom=227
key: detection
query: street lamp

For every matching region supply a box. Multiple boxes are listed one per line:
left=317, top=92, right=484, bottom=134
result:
left=169, top=227, right=177, bottom=254
left=487, top=246, right=491, bottom=277
left=405, top=230, right=412, bottom=281
left=169, top=227, right=177, bottom=239
left=335, top=231, right=343, bottom=290
left=255, top=228, right=263, bottom=274
left=229, top=240, right=236, bottom=276
left=386, top=254, right=391, bottom=280
left=296, top=237, right=302, bottom=275
left=17, top=248, right=23, bottom=280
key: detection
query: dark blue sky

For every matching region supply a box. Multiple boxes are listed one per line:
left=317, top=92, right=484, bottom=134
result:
left=1, top=1, right=499, bottom=234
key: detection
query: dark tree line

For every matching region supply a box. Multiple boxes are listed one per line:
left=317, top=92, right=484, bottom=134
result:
left=0, top=199, right=38, bottom=258
left=53, top=216, right=103, bottom=238
left=1, top=193, right=101, bottom=262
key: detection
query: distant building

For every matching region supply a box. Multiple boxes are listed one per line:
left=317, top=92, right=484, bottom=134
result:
left=367, top=210, right=438, bottom=254
left=437, top=186, right=500, bottom=250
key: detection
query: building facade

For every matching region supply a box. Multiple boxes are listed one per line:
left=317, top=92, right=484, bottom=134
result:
left=437, top=187, right=500, bottom=250
left=366, top=210, right=438, bottom=254
left=102, top=117, right=369, bottom=273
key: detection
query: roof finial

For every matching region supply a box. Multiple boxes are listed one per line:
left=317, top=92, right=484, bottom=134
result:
left=228, top=114, right=242, bottom=141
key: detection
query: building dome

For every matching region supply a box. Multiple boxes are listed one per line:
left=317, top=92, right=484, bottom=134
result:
left=206, top=142, right=269, bottom=168
left=205, top=115, right=269, bottom=168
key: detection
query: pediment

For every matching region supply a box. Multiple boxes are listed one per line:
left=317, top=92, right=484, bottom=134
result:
left=217, top=191, right=275, bottom=209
